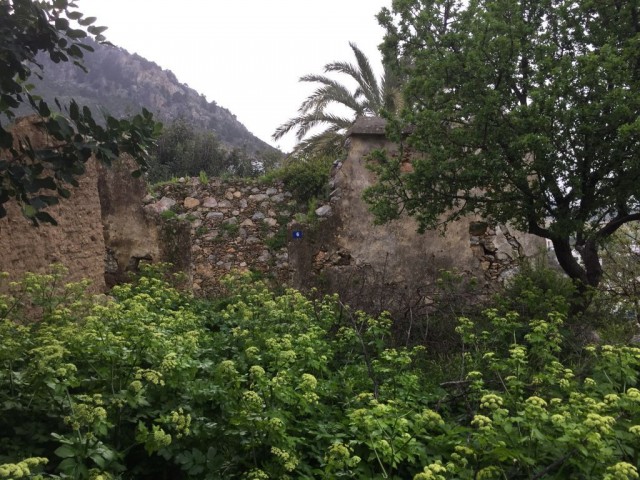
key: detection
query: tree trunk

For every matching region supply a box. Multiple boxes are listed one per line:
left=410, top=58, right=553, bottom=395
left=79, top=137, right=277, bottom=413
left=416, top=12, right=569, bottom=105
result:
left=576, top=239, right=603, bottom=288
left=550, top=237, right=599, bottom=316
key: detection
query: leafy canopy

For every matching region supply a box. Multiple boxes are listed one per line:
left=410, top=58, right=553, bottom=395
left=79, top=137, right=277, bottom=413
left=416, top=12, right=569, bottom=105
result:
left=365, top=0, right=640, bottom=291
left=0, top=0, right=161, bottom=224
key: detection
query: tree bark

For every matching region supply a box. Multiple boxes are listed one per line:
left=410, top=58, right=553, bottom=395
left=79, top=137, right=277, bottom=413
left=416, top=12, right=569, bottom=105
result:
left=550, top=237, right=596, bottom=315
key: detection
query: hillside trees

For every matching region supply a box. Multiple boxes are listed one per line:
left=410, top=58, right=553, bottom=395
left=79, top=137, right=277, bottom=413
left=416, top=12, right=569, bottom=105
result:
left=0, top=0, right=160, bottom=223
left=148, top=119, right=265, bottom=182
left=273, top=42, right=400, bottom=158
left=365, top=0, right=640, bottom=301
left=148, top=119, right=226, bottom=182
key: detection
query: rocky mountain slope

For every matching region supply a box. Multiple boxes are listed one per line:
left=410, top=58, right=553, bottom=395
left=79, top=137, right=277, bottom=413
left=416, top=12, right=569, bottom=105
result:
left=24, top=39, right=276, bottom=156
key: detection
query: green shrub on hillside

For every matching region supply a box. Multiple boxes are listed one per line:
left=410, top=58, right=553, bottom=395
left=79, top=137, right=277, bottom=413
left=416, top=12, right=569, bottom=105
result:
left=0, top=266, right=639, bottom=479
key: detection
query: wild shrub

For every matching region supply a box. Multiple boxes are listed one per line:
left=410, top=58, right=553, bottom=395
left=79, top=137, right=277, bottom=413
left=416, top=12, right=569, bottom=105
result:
left=0, top=267, right=639, bottom=479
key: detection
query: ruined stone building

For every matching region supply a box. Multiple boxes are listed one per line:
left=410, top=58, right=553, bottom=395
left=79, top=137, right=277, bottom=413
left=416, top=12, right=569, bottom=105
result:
left=0, top=116, right=547, bottom=322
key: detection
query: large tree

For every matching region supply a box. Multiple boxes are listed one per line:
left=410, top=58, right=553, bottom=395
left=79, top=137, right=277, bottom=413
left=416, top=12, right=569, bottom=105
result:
left=273, top=42, right=399, bottom=158
left=0, top=0, right=160, bottom=224
left=365, top=0, right=640, bottom=298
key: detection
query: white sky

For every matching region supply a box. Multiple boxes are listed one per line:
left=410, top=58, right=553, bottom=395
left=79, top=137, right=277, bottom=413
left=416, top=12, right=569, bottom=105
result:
left=78, top=1, right=392, bottom=152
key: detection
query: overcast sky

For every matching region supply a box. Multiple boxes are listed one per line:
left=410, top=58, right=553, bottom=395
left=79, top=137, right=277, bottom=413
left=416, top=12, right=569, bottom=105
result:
left=79, top=1, right=392, bottom=152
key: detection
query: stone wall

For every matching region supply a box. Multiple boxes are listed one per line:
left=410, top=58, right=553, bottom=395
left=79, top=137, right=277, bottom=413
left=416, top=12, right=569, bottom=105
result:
left=287, top=117, right=548, bottom=319
left=0, top=115, right=548, bottom=315
left=0, top=117, right=187, bottom=290
left=0, top=117, right=107, bottom=290
left=147, top=179, right=293, bottom=297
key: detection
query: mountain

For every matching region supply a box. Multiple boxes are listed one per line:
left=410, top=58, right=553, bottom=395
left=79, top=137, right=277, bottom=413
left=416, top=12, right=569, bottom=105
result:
left=25, top=39, right=277, bottom=156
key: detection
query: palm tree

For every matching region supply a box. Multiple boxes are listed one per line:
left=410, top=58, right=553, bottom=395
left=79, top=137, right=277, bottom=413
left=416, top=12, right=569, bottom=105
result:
left=273, top=42, right=399, bottom=158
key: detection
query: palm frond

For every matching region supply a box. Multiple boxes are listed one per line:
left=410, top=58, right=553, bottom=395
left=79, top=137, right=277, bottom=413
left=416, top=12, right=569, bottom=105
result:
left=324, top=60, right=364, bottom=85
left=350, top=42, right=382, bottom=110
left=299, top=73, right=340, bottom=86
left=299, top=84, right=364, bottom=115
left=273, top=41, right=402, bottom=155
left=273, top=109, right=353, bottom=142
left=290, top=130, right=345, bottom=159
left=293, top=111, right=353, bottom=140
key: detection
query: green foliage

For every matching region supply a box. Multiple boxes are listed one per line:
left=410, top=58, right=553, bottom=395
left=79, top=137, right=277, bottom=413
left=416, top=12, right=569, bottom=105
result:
left=273, top=155, right=332, bottom=204
left=497, top=264, right=575, bottom=320
left=160, top=209, right=177, bottom=220
left=600, top=223, right=640, bottom=323
left=1, top=266, right=640, bottom=478
left=498, top=262, right=639, bottom=344
left=264, top=225, right=287, bottom=252
left=258, top=150, right=284, bottom=174
left=148, top=119, right=236, bottom=183
left=0, top=0, right=161, bottom=223
left=219, top=220, right=240, bottom=236
left=369, top=0, right=640, bottom=293
left=148, top=118, right=265, bottom=181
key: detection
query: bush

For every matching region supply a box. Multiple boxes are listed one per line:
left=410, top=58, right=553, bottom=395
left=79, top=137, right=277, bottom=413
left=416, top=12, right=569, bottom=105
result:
left=497, top=262, right=640, bottom=344
left=272, top=155, right=333, bottom=204
left=496, top=263, right=575, bottom=319
left=1, top=266, right=639, bottom=479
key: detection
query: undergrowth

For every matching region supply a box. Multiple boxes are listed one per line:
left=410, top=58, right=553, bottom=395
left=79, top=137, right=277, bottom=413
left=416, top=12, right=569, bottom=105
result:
left=0, top=265, right=638, bottom=479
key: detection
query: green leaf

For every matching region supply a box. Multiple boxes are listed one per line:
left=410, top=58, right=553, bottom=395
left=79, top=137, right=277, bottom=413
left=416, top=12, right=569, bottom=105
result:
left=54, top=444, right=76, bottom=459
left=35, top=211, right=58, bottom=225
left=57, top=457, right=77, bottom=475
left=67, top=28, right=87, bottom=39
left=78, top=16, right=97, bottom=26
left=67, top=44, right=83, bottom=58
left=87, top=25, right=108, bottom=35
left=66, top=11, right=83, bottom=20
left=89, top=453, right=107, bottom=469
left=55, top=18, right=70, bottom=30
left=69, top=100, right=79, bottom=121
left=22, top=204, right=37, bottom=218
left=38, top=100, right=51, bottom=117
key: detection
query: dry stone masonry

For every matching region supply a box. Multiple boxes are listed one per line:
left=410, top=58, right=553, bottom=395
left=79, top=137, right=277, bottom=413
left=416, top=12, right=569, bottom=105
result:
left=147, top=178, right=294, bottom=297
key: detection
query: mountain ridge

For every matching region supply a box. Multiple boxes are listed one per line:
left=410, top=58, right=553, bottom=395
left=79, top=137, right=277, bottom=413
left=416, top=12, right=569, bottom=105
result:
left=25, top=39, right=278, bottom=157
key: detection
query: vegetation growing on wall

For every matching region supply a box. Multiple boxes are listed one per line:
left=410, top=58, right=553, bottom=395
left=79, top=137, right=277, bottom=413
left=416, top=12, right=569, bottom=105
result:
left=267, top=155, right=333, bottom=205
left=366, top=0, right=640, bottom=303
left=1, top=265, right=639, bottom=479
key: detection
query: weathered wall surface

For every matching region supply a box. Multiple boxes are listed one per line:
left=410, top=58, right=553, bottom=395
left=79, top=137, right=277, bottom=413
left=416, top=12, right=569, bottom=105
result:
left=0, top=115, right=547, bottom=314
left=287, top=117, right=548, bottom=319
left=0, top=117, right=187, bottom=290
left=0, top=117, right=107, bottom=290
left=97, top=158, right=190, bottom=288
